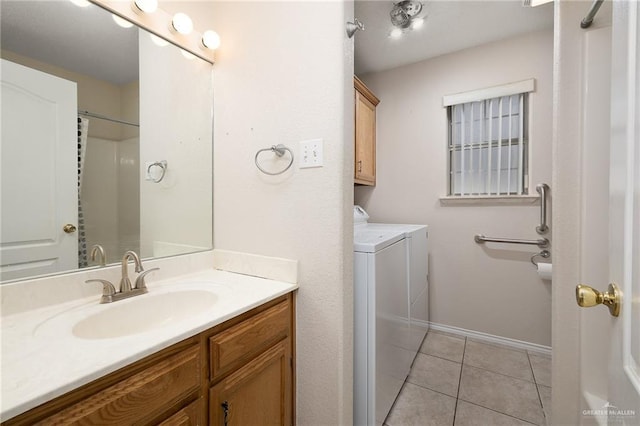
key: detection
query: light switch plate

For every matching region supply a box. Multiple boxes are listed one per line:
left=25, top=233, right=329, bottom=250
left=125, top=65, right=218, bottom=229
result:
left=299, top=139, right=323, bottom=168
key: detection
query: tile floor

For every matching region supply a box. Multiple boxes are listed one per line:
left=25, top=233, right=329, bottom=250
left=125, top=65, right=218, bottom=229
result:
left=384, top=330, right=552, bottom=426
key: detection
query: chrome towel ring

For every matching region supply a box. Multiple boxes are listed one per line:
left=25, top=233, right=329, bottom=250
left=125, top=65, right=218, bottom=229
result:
left=255, top=144, right=294, bottom=176
left=147, top=160, right=167, bottom=183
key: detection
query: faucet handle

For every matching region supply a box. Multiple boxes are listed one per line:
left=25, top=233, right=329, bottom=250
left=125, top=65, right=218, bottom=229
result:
left=134, top=267, right=159, bottom=291
left=85, top=279, right=116, bottom=304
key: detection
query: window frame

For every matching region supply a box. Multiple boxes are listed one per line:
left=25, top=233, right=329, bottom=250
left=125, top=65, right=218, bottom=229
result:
left=443, top=79, right=535, bottom=198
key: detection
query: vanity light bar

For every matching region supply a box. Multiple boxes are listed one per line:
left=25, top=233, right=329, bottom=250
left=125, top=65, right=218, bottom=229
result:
left=89, top=0, right=218, bottom=64
left=171, top=12, right=193, bottom=35
left=133, top=0, right=157, bottom=14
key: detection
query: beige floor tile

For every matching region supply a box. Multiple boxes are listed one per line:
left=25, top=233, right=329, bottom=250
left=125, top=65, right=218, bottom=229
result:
left=455, top=400, right=536, bottom=426
left=385, top=382, right=456, bottom=426
left=419, top=331, right=466, bottom=363
left=537, top=385, right=552, bottom=425
left=529, top=354, right=551, bottom=387
left=407, top=353, right=462, bottom=397
left=463, top=340, right=534, bottom=382
left=458, top=365, right=544, bottom=425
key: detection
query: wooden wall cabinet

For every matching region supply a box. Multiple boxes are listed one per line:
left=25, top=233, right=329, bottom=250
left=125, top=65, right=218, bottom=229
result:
left=354, top=76, right=380, bottom=186
left=4, top=294, right=295, bottom=426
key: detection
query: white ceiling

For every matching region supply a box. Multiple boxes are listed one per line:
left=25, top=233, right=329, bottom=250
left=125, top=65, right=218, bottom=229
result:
left=1, top=1, right=138, bottom=85
left=1, top=1, right=553, bottom=84
left=354, top=0, right=554, bottom=76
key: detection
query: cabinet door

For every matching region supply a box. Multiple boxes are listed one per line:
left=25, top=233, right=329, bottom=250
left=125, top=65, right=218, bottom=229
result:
left=209, top=340, right=291, bottom=426
left=355, top=90, right=376, bottom=185
left=158, top=399, right=203, bottom=426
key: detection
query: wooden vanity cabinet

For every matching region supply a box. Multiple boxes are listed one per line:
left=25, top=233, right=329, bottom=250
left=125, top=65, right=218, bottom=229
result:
left=3, top=293, right=295, bottom=426
left=208, top=299, right=293, bottom=425
left=354, top=76, right=380, bottom=186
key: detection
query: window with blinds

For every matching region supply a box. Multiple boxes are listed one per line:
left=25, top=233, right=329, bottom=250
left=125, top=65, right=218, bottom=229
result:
left=445, top=81, right=532, bottom=197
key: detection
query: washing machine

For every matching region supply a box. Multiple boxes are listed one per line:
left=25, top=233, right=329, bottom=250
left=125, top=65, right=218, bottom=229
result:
left=353, top=206, right=429, bottom=426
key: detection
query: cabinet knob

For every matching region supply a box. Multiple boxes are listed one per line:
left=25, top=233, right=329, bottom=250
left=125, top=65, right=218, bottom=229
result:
left=63, top=224, right=77, bottom=234
left=357, top=160, right=362, bottom=173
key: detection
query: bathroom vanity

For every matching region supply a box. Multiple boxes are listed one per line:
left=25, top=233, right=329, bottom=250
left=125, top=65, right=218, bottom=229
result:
left=0, top=254, right=298, bottom=425
left=4, top=293, right=294, bottom=425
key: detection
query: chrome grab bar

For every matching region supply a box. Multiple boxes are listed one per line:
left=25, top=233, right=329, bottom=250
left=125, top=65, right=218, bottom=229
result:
left=474, top=234, right=549, bottom=248
left=580, top=0, right=604, bottom=29
left=536, top=183, right=549, bottom=235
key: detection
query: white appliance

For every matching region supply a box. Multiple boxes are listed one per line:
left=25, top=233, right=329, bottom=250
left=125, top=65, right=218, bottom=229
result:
left=353, top=206, right=429, bottom=426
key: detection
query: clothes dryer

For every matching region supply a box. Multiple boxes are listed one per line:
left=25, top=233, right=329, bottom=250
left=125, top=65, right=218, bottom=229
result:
left=353, top=206, right=429, bottom=426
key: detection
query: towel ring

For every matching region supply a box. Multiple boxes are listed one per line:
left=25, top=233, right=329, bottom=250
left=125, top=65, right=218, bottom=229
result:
left=147, top=161, right=167, bottom=183
left=255, top=144, right=294, bottom=176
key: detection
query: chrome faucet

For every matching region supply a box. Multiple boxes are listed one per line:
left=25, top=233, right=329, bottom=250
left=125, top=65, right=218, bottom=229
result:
left=85, top=250, right=159, bottom=303
left=119, top=250, right=143, bottom=293
left=90, top=244, right=107, bottom=266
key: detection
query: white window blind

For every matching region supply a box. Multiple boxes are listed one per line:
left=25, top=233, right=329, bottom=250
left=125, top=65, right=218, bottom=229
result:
left=447, top=92, right=528, bottom=196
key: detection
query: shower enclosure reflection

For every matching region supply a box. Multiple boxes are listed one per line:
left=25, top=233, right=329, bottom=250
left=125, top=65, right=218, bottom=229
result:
left=79, top=111, right=141, bottom=267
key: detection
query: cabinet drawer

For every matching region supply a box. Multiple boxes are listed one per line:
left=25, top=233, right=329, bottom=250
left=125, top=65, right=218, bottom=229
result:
left=39, top=345, right=201, bottom=425
left=209, top=300, right=290, bottom=380
left=159, top=398, right=203, bottom=426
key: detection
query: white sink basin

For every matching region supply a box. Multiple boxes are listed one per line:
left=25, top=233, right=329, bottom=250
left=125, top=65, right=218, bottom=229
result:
left=33, top=282, right=231, bottom=340
left=73, top=290, right=218, bottom=339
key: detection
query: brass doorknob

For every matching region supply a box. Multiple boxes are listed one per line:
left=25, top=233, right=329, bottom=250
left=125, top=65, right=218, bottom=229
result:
left=576, top=283, right=621, bottom=317
left=63, top=224, right=77, bottom=234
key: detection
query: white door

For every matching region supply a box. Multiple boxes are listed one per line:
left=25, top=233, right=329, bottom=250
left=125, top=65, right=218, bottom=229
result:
left=0, top=59, right=78, bottom=281
left=578, top=1, right=640, bottom=424
left=606, top=0, right=640, bottom=420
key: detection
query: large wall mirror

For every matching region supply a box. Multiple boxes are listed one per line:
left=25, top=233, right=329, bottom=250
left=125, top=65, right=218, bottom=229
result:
left=0, top=0, right=213, bottom=282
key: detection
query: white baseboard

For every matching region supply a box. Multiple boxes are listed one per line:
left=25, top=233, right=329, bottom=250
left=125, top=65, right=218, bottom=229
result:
left=427, top=321, right=552, bottom=357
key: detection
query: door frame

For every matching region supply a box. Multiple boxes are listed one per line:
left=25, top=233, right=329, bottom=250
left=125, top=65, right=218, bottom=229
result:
left=552, top=0, right=638, bottom=423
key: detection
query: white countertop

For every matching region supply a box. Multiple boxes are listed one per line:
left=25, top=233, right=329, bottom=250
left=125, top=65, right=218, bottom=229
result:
left=0, top=268, right=298, bottom=421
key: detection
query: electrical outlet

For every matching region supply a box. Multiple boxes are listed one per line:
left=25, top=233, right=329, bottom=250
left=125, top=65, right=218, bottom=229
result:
left=299, top=139, right=323, bottom=168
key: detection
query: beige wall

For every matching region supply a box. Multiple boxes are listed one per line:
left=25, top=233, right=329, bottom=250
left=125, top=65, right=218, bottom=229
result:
left=159, top=2, right=354, bottom=423
left=355, top=30, right=553, bottom=347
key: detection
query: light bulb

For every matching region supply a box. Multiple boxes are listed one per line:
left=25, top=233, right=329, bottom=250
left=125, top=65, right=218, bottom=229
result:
left=112, top=14, right=134, bottom=28
left=133, top=0, right=157, bottom=13
left=390, top=28, right=403, bottom=38
left=411, top=18, right=424, bottom=29
left=149, top=33, right=169, bottom=47
left=172, top=13, right=193, bottom=35
left=202, top=30, right=221, bottom=50
left=69, top=0, right=90, bottom=7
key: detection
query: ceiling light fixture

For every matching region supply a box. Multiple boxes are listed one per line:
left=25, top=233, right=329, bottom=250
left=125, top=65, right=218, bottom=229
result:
left=202, top=30, right=221, bottom=50
left=133, top=0, right=158, bottom=14
left=390, top=1, right=423, bottom=29
left=171, top=13, right=193, bottom=35
left=389, top=0, right=426, bottom=37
